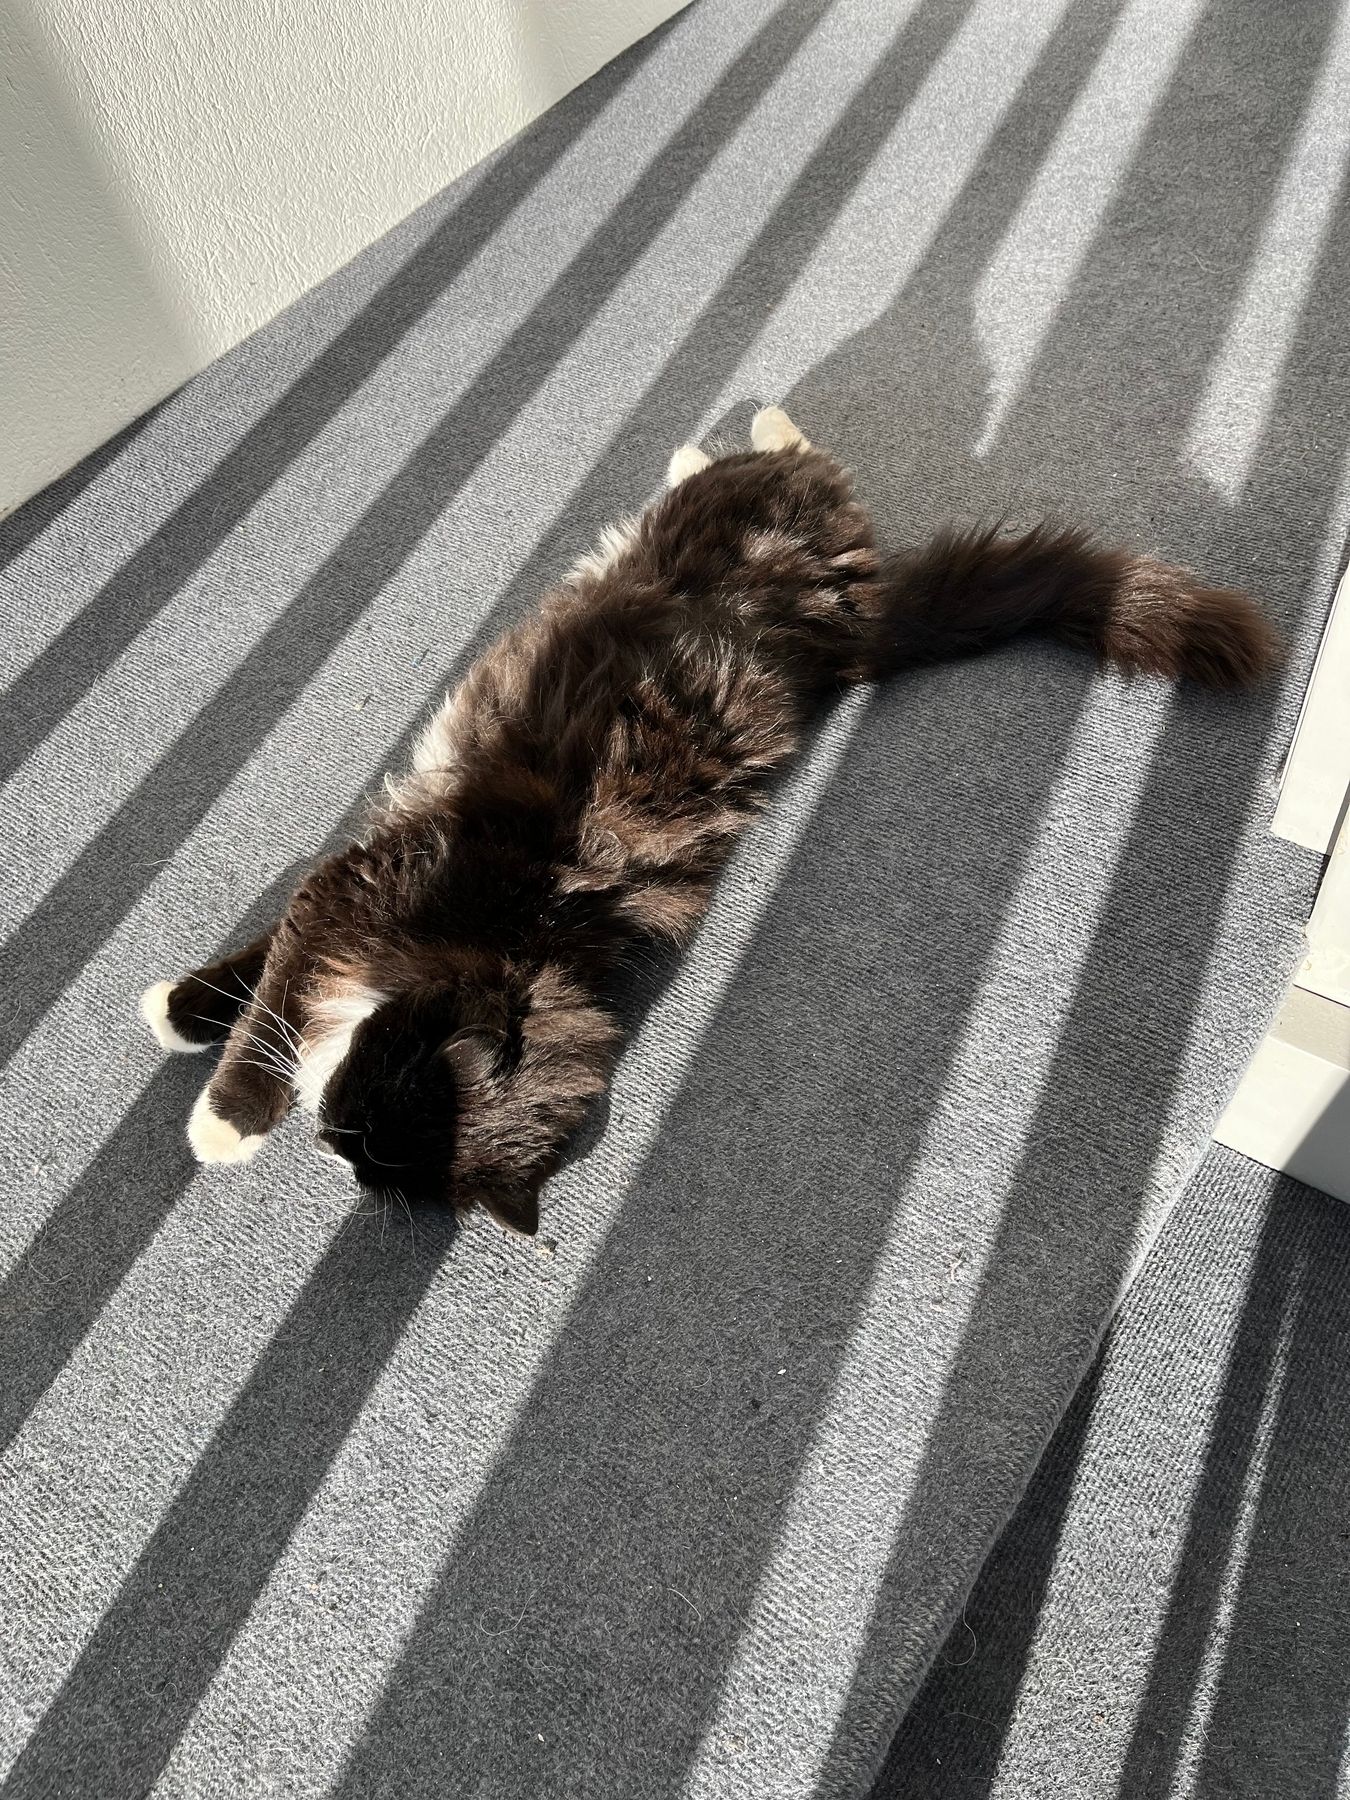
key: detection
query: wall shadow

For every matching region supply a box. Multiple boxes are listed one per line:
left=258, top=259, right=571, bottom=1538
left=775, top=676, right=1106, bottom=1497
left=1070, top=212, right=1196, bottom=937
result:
left=0, top=4, right=199, bottom=519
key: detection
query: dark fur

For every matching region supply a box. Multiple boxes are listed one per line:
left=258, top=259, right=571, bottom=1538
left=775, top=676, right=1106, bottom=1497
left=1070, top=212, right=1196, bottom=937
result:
left=151, top=422, right=1278, bottom=1235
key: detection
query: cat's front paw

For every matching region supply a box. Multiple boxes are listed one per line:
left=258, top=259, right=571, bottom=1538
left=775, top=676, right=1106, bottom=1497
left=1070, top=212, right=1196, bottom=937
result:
left=139, top=980, right=210, bottom=1054
left=187, top=1087, right=264, bottom=1165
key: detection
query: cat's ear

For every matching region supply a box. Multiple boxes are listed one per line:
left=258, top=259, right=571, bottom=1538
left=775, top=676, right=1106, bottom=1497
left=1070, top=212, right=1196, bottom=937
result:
left=481, top=1181, right=541, bottom=1239
left=442, top=1027, right=505, bottom=1088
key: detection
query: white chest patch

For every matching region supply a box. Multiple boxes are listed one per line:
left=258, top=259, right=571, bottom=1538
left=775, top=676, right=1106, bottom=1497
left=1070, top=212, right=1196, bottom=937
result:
left=294, top=983, right=388, bottom=1114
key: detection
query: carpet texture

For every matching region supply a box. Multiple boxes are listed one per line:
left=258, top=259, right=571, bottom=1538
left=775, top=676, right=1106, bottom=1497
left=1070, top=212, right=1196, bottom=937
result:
left=1, top=0, right=1346, bottom=1794
left=873, top=1144, right=1350, bottom=1799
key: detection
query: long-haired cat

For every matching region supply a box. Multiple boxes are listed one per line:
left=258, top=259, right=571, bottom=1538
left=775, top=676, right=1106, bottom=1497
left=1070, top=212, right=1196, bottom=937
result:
left=140, top=406, right=1278, bottom=1236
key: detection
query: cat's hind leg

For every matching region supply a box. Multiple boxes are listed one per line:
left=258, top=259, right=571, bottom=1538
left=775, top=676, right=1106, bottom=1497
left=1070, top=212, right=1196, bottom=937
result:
left=750, top=404, right=811, bottom=452
left=667, top=443, right=711, bottom=486
left=139, top=929, right=275, bottom=1054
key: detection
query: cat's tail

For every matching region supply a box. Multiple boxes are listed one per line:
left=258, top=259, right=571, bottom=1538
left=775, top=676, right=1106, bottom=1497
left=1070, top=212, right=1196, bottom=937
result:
left=869, top=522, right=1280, bottom=689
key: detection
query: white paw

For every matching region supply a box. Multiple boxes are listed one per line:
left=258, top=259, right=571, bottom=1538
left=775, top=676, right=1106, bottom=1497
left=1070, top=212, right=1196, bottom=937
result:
left=751, top=404, right=809, bottom=453
left=667, top=443, right=712, bottom=486
left=139, top=980, right=208, bottom=1054
left=188, top=1086, right=264, bottom=1165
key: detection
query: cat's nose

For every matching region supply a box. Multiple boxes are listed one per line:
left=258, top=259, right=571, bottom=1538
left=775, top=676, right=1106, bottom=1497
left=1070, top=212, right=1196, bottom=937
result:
left=313, top=1140, right=347, bottom=1164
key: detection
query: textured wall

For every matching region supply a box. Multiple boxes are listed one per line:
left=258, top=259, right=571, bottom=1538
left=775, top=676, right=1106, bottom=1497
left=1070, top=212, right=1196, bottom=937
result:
left=0, top=0, right=687, bottom=514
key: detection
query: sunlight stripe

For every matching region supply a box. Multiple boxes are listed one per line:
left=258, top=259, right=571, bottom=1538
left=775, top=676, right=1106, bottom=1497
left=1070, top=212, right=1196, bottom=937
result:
left=1182, top=1, right=1350, bottom=499
left=681, top=684, right=1172, bottom=1798
left=972, top=0, right=1207, bottom=454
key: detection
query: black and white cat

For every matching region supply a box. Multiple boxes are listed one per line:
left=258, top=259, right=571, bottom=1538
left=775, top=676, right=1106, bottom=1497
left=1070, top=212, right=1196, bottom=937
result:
left=141, top=405, right=1277, bottom=1235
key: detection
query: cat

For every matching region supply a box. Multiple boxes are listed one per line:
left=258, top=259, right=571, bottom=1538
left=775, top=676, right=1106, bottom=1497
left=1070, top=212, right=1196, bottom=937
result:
left=139, top=405, right=1278, bottom=1237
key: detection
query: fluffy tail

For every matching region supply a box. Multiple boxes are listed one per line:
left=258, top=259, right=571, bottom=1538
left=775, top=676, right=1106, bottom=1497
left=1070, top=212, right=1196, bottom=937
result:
left=870, top=522, right=1280, bottom=689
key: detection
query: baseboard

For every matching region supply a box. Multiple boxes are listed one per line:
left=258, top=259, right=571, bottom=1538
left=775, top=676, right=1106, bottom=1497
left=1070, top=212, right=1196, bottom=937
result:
left=1215, top=986, right=1350, bottom=1203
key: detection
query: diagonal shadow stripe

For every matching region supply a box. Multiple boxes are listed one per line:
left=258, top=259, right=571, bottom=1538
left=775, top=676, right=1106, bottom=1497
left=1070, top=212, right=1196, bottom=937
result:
left=0, top=13, right=668, bottom=780
left=867, top=1360, right=1105, bottom=1797
left=1185, top=1186, right=1350, bottom=1800
left=0, top=0, right=838, bottom=1079
left=1108, top=1191, right=1308, bottom=1800
left=0, top=1203, right=457, bottom=1800
left=0, top=403, right=166, bottom=580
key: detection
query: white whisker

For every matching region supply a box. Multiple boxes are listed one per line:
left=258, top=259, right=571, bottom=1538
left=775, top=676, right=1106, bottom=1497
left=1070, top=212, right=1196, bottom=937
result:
left=362, top=1135, right=408, bottom=1170
left=229, top=1058, right=298, bottom=1084
left=187, top=971, right=308, bottom=1057
left=238, top=1026, right=294, bottom=1066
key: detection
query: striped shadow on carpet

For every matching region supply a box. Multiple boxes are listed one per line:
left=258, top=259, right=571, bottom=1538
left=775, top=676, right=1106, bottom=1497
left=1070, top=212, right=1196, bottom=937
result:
left=872, top=1145, right=1350, bottom=1799
left=0, top=0, right=1346, bottom=1795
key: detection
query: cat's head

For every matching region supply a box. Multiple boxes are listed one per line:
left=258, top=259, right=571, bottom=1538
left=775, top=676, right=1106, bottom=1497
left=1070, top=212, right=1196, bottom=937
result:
left=308, top=962, right=618, bottom=1235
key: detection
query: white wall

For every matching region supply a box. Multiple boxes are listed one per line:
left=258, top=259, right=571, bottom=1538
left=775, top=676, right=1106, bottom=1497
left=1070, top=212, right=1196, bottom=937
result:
left=0, top=0, right=687, bottom=516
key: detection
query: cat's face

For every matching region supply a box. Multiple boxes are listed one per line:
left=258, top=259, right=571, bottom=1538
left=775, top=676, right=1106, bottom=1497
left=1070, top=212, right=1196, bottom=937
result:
left=316, top=993, right=470, bottom=1200
left=315, top=981, right=527, bottom=1227
left=313, top=967, right=619, bottom=1236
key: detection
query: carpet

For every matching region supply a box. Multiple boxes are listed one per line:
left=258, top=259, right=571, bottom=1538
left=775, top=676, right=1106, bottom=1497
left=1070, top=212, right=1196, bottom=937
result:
left=0, top=0, right=1346, bottom=1793
left=872, top=1144, right=1350, bottom=1798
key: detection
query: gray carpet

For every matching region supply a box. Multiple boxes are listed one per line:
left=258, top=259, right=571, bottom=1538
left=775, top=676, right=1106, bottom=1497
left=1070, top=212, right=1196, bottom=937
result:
left=0, top=0, right=1345, bottom=1794
left=873, top=1144, right=1350, bottom=1799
